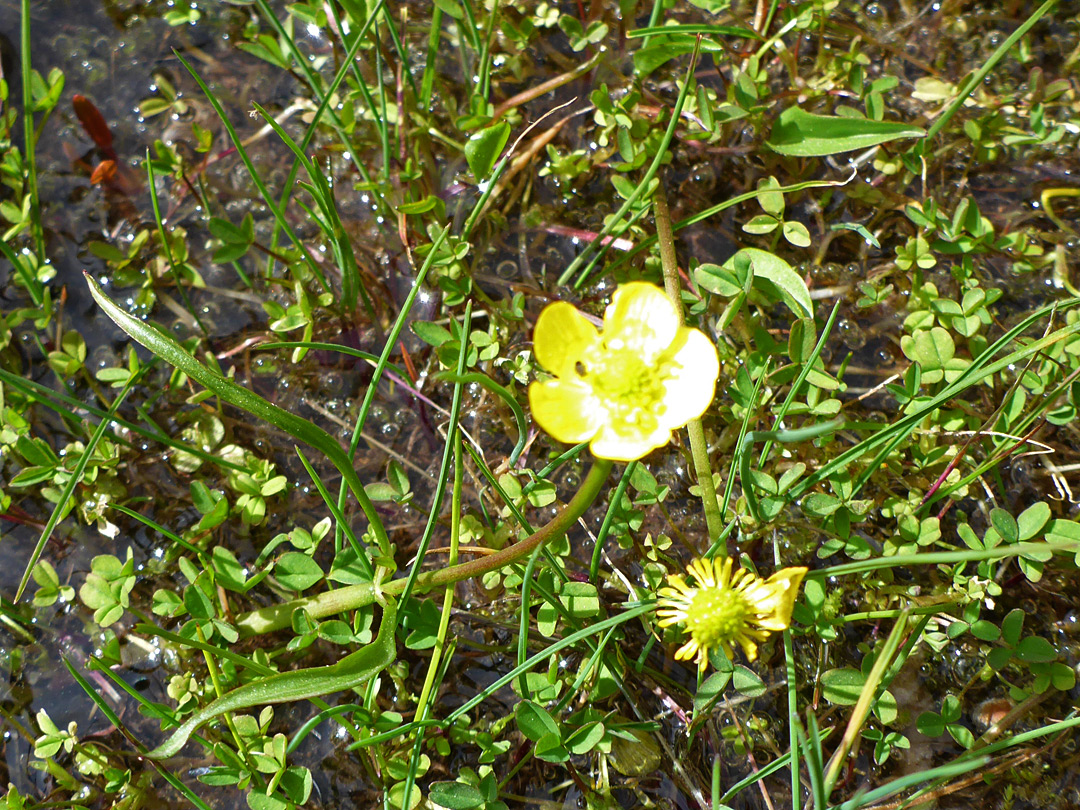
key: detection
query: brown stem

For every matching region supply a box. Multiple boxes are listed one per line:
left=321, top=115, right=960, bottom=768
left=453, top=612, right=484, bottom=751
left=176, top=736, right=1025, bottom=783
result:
left=235, top=458, right=614, bottom=637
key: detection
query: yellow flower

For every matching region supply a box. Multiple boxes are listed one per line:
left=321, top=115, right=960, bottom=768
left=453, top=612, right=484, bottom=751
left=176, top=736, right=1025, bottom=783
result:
left=656, top=557, right=807, bottom=672
left=528, top=282, right=719, bottom=461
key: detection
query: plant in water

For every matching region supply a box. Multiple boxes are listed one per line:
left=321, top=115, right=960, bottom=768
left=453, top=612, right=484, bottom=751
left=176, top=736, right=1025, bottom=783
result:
left=529, top=281, right=719, bottom=461
left=9, top=0, right=1080, bottom=808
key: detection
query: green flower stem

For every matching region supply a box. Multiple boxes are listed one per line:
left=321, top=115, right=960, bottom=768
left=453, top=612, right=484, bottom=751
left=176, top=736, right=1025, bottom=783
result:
left=653, top=181, right=725, bottom=551
left=589, top=461, right=636, bottom=581
left=235, top=458, right=614, bottom=637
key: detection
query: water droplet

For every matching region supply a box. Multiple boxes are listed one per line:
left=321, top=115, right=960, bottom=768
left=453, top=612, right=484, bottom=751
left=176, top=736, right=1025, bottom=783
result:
left=838, top=319, right=866, bottom=350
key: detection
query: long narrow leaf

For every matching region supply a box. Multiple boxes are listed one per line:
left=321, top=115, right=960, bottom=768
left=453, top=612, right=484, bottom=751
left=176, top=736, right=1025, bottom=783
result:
left=0, top=367, right=245, bottom=473
left=15, top=374, right=139, bottom=600
left=249, top=100, right=363, bottom=313
left=64, top=659, right=215, bottom=810
left=83, top=272, right=390, bottom=555
left=172, top=50, right=331, bottom=294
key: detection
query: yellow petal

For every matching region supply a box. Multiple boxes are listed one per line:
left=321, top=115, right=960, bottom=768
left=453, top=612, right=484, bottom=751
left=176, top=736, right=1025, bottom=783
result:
left=533, top=301, right=598, bottom=378
left=589, top=421, right=671, bottom=462
left=737, top=637, right=760, bottom=662
left=529, top=379, right=602, bottom=443
left=675, top=639, right=699, bottom=662
left=658, top=327, right=720, bottom=428
left=603, top=282, right=679, bottom=357
left=754, top=567, right=808, bottom=631
left=656, top=613, right=685, bottom=628
left=660, top=575, right=695, bottom=597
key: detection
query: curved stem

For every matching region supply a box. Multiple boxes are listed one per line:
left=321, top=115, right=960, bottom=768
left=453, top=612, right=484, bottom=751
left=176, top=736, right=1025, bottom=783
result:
left=235, top=459, right=614, bottom=637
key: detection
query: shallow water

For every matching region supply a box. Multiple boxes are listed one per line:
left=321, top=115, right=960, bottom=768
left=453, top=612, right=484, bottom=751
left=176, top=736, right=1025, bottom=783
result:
left=3, top=1, right=1080, bottom=808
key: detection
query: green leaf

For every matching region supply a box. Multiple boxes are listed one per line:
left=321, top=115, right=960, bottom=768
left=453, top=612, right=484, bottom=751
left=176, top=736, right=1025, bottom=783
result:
left=742, top=214, right=779, bottom=235
left=87, top=241, right=127, bottom=262
left=535, top=732, right=570, bottom=763
left=536, top=601, right=558, bottom=637
left=212, top=546, right=248, bottom=592
left=275, top=552, right=324, bottom=591
left=247, top=791, right=288, bottom=810
left=722, top=248, right=813, bottom=320
left=986, top=646, right=1013, bottom=671
left=464, top=122, right=511, bottom=181
left=970, top=620, right=1000, bottom=642
left=208, top=215, right=251, bottom=245
left=397, top=195, right=446, bottom=218
left=900, top=327, right=956, bottom=384
left=820, top=667, right=865, bottom=706
left=559, top=582, right=599, bottom=618
left=364, top=482, right=399, bottom=502
left=874, top=689, right=898, bottom=725
left=191, top=481, right=222, bottom=513
left=916, top=711, right=945, bottom=737
left=1017, top=502, right=1051, bottom=541
left=428, top=782, right=485, bottom=810
left=1050, top=662, right=1076, bottom=691
left=412, top=321, right=453, bottom=347
left=213, top=241, right=251, bottom=263
left=633, top=42, right=695, bottom=76
left=941, top=695, right=959, bottom=725
left=17, top=435, right=59, bottom=467
left=757, top=176, right=784, bottom=216
left=783, top=220, right=812, bottom=247
left=732, top=666, right=766, bottom=697
left=1015, top=636, right=1056, bottom=663
left=184, top=581, right=214, bottom=620
left=279, top=767, right=312, bottom=805
left=989, top=508, right=1018, bottom=544
left=565, top=721, right=606, bottom=755
left=802, top=492, right=842, bottom=517
left=515, top=700, right=560, bottom=741
left=152, top=589, right=184, bottom=617
left=693, top=669, right=733, bottom=712
left=947, top=723, right=975, bottom=749
left=387, top=460, right=410, bottom=496
left=767, top=107, right=925, bottom=156
left=1002, top=608, right=1025, bottom=648
left=387, top=782, right=422, bottom=810
left=139, top=97, right=173, bottom=117
left=432, top=0, right=464, bottom=18
left=694, top=263, right=747, bottom=297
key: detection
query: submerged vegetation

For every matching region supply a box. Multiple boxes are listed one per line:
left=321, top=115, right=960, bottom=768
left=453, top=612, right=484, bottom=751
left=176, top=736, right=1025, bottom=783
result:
left=3, top=0, right=1080, bottom=808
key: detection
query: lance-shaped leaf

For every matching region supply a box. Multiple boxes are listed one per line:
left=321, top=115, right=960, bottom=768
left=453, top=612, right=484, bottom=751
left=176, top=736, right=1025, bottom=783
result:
left=767, top=107, right=925, bottom=157
left=82, top=272, right=388, bottom=553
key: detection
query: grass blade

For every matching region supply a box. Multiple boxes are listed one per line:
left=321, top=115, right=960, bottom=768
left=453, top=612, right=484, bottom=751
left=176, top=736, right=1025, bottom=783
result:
left=15, top=373, right=139, bottom=601
left=173, top=50, right=331, bottom=295
left=82, top=271, right=391, bottom=558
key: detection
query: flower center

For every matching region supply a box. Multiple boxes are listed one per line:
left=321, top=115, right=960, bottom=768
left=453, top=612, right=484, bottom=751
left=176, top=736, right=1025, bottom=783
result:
left=685, top=587, right=752, bottom=647
left=582, top=340, right=669, bottom=425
